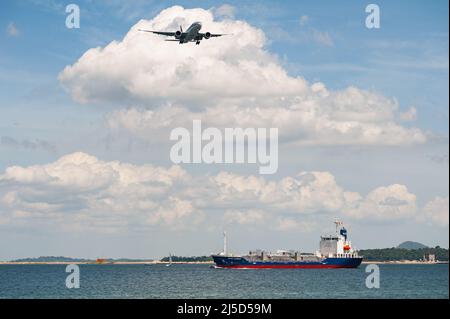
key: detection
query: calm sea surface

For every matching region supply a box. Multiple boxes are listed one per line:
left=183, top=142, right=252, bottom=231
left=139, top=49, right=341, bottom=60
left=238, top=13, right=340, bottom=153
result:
left=0, top=263, right=448, bottom=299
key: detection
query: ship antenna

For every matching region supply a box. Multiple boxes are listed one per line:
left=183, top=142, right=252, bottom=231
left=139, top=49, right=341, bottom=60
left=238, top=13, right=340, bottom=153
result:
left=223, top=231, right=227, bottom=255
left=334, top=219, right=343, bottom=234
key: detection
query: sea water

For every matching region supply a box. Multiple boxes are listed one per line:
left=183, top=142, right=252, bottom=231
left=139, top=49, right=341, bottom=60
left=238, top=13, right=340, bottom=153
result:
left=0, top=263, right=448, bottom=299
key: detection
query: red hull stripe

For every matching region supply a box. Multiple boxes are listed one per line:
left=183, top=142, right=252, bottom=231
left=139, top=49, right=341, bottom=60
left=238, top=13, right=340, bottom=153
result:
left=217, top=264, right=356, bottom=269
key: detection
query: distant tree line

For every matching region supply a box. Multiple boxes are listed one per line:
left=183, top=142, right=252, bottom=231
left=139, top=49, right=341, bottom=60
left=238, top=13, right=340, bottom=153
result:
left=10, top=256, right=155, bottom=262
left=11, top=256, right=93, bottom=262
left=358, top=247, right=449, bottom=261
left=12, top=247, right=449, bottom=263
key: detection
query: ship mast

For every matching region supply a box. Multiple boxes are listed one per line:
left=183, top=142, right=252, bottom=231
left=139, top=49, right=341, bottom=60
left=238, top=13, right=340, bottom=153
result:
left=334, top=219, right=343, bottom=234
left=223, top=231, right=227, bottom=255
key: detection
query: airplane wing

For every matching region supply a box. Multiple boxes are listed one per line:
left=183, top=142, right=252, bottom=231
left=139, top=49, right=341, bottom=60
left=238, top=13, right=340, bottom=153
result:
left=199, top=33, right=228, bottom=38
left=138, top=29, right=177, bottom=36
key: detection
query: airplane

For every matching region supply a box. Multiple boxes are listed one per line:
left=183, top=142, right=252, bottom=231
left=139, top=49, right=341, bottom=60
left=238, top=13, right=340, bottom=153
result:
left=138, top=21, right=227, bottom=45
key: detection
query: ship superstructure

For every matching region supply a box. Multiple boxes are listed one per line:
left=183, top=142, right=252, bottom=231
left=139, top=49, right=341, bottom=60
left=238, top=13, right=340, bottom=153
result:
left=212, top=221, right=362, bottom=269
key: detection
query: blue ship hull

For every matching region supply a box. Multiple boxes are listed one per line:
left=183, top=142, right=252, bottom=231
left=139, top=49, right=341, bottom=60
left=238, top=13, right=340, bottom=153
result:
left=212, top=255, right=363, bottom=269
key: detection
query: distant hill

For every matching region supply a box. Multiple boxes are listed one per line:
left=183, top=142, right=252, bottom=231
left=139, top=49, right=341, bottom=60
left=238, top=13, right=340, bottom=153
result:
left=10, top=256, right=154, bottom=263
left=397, top=241, right=428, bottom=250
left=11, top=256, right=93, bottom=262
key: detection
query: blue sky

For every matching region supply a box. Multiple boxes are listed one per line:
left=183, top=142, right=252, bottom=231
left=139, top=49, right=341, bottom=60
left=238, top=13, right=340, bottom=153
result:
left=0, top=1, right=448, bottom=259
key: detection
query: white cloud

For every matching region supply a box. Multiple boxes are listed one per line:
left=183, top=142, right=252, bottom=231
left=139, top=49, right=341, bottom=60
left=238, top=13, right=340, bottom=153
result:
left=312, top=30, right=333, bottom=46
left=60, top=6, right=425, bottom=146
left=422, top=196, right=449, bottom=227
left=106, top=89, right=427, bottom=145
left=212, top=171, right=418, bottom=223
left=59, top=6, right=304, bottom=105
left=299, top=15, right=309, bottom=26
left=213, top=4, right=236, bottom=19
left=343, top=184, right=417, bottom=221
left=6, top=22, right=20, bottom=37
left=0, top=152, right=193, bottom=233
left=399, top=106, right=417, bottom=122
left=0, top=152, right=429, bottom=234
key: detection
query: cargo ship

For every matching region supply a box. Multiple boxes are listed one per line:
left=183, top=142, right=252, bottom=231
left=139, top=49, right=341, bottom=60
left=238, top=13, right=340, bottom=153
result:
left=212, top=221, right=363, bottom=269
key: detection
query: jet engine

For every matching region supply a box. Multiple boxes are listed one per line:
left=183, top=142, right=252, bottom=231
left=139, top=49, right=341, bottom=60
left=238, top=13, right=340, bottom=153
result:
left=204, top=32, right=211, bottom=39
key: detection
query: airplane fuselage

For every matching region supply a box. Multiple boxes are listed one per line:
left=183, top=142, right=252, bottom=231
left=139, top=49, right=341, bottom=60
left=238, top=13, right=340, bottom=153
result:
left=179, top=22, right=202, bottom=43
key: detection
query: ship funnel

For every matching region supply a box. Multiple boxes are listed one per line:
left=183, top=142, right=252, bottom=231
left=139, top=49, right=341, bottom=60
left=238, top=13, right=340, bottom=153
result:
left=340, top=227, right=348, bottom=241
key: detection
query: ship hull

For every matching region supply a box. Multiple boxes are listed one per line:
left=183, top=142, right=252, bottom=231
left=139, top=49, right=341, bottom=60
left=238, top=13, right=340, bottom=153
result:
left=212, top=256, right=363, bottom=269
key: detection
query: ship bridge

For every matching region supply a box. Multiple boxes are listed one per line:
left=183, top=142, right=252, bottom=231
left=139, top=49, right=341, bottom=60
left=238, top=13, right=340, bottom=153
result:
left=318, top=221, right=359, bottom=258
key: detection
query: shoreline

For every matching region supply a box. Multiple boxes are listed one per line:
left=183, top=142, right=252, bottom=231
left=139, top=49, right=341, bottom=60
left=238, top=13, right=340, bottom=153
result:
left=362, top=261, right=448, bottom=265
left=0, top=261, right=447, bottom=265
left=0, top=261, right=214, bottom=265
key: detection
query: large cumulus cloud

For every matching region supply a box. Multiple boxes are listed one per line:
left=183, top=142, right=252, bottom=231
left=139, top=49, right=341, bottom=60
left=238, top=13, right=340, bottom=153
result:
left=0, top=152, right=428, bottom=233
left=59, top=5, right=426, bottom=146
left=0, top=152, right=194, bottom=232
left=59, top=6, right=306, bottom=105
left=342, top=184, right=417, bottom=221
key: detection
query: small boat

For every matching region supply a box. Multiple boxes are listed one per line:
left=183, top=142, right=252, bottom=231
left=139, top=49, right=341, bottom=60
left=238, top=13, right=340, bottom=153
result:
left=95, top=258, right=112, bottom=265
left=166, top=253, right=173, bottom=267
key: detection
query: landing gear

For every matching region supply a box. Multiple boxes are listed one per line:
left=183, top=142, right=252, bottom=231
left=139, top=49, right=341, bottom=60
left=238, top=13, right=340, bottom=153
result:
left=196, top=41, right=201, bottom=45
